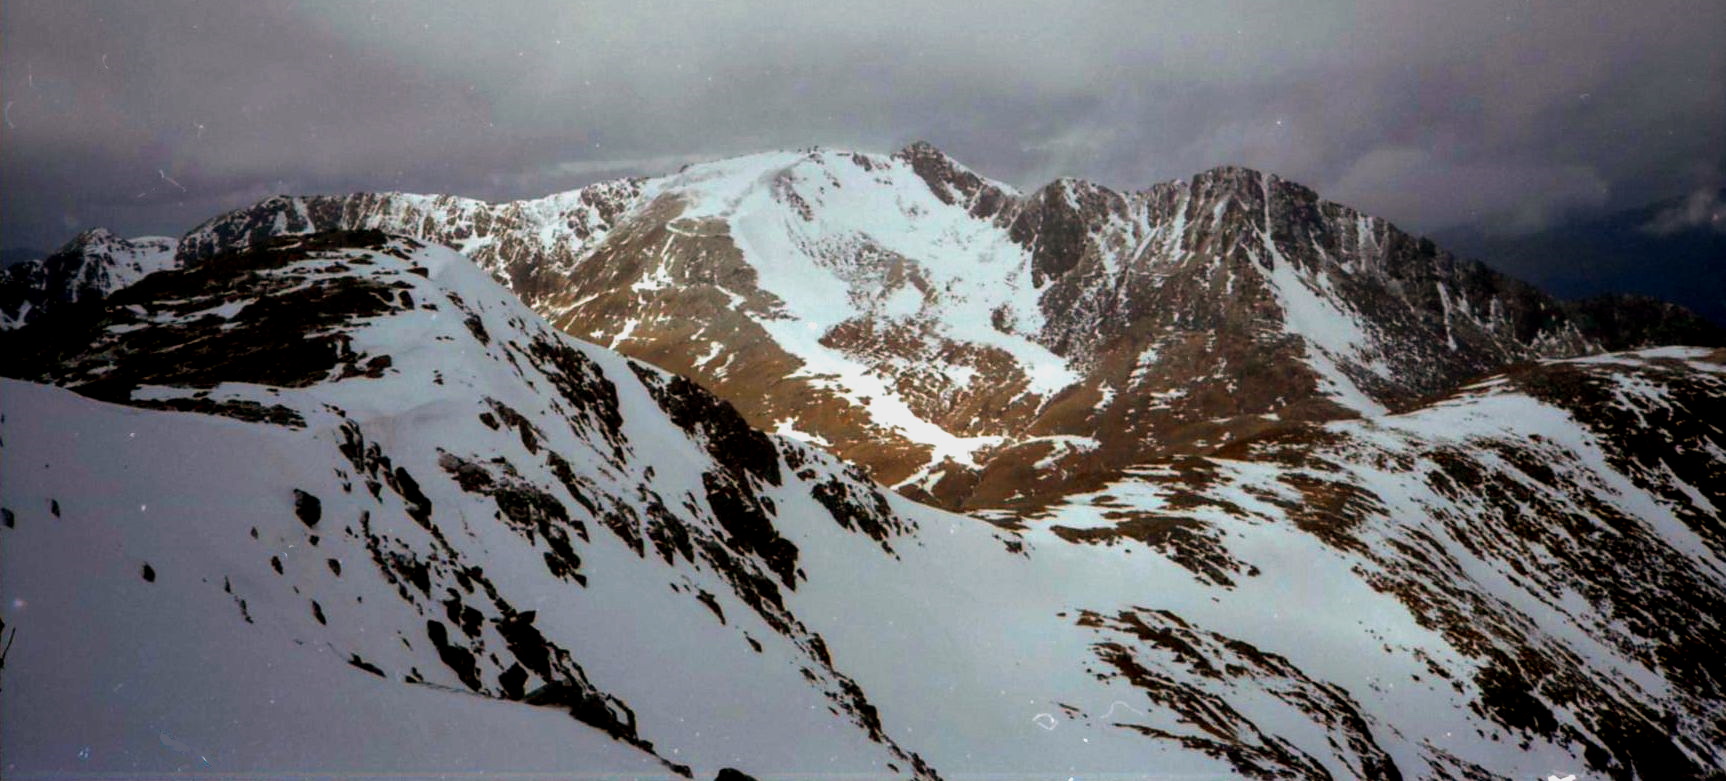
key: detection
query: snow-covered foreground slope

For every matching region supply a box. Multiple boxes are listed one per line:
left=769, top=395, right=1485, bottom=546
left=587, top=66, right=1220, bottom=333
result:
left=2, top=231, right=948, bottom=778
left=1, top=378, right=665, bottom=777
left=4, top=231, right=1723, bottom=779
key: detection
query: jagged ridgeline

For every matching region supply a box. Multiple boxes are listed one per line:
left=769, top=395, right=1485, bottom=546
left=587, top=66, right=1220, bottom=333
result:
left=2, top=147, right=1723, bottom=779
left=43, top=142, right=1716, bottom=519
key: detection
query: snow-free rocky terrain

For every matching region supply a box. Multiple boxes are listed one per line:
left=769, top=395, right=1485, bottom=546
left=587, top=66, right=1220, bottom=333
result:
left=2, top=148, right=1724, bottom=780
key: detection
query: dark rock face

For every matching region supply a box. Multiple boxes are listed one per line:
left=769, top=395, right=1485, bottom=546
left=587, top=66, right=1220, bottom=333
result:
left=1078, top=607, right=1401, bottom=781
left=893, top=141, right=1016, bottom=221
left=425, top=620, right=481, bottom=691
left=1562, top=294, right=1726, bottom=350
left=629, top=365, right=781, bottom=488
left=700, top=470, right=799, bottom=587
left=1010, top=178, right=1126, bottom=288
left=439, top=451, right=590, bottom=585
left=292, top=490, right=322, bottom=528
left=0, top=231, right=412, bottom=422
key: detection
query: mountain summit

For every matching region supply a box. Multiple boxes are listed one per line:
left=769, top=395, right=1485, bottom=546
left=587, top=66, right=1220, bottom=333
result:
left=4, top=147, right=1724, bottom=779
left=0, top=228, right=177, bottom=327
left=145, top=146, right=1721, bottom=515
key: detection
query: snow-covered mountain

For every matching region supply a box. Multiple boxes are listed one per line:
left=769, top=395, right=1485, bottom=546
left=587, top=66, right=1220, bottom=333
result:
left=158, top=144, right=1723, bottom=519
left=0, top=228, right=178, bottom=329
left=4, top=226, right=1724, bottom=779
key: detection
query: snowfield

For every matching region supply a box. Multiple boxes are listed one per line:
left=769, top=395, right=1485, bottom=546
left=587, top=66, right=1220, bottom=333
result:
left=4, top=229, right=1722, bottom=779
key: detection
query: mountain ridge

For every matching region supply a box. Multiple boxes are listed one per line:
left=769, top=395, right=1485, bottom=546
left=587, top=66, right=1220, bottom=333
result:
left=99, top=144, right=1719, bottom=518
left=1437, top=187, right=1726, bottom=328
left=4, top=145, right=1721, bottom=523
left=3, top=225, right=1723, bottom=778
left=1, top=228, right=177, bottom=328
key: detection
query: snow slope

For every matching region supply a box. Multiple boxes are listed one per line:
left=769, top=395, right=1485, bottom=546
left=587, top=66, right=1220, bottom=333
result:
left=5, top=230, right=1723, bottom=779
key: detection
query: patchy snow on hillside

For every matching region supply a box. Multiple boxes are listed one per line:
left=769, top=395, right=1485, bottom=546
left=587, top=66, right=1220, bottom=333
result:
left=9, top=231, right=1719, bottom=779
left=1, top=230, right=179, bottom=329
left=10, top=147, right=1725, bottom=779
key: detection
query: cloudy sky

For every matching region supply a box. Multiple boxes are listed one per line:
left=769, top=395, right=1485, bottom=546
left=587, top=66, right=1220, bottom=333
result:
left=3, top=0, right=1722, bottom=250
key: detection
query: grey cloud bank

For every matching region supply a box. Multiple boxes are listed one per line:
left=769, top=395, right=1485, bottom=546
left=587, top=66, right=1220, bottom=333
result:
left=1644, top=188, right=1726, bottom=236
left=3, top=0, right=1722, bottom=251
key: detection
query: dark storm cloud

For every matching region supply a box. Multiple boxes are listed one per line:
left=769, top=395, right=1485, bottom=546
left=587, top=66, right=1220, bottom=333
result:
left=3, top=0, right=1722, bottom=250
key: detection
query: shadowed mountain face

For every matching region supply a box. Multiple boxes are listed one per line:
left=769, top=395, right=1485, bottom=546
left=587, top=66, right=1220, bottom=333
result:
left=1439, top=188, right=1726, bottom=328
left=142, top=144, right=1721, bottom=520
left=3, top=226, right=1723, bottom=779
left=0, top=247, right=43, bottom=268
left=1, top=229, right=177, bottom=328
left=1562, top=293, right=1726, bottom=351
